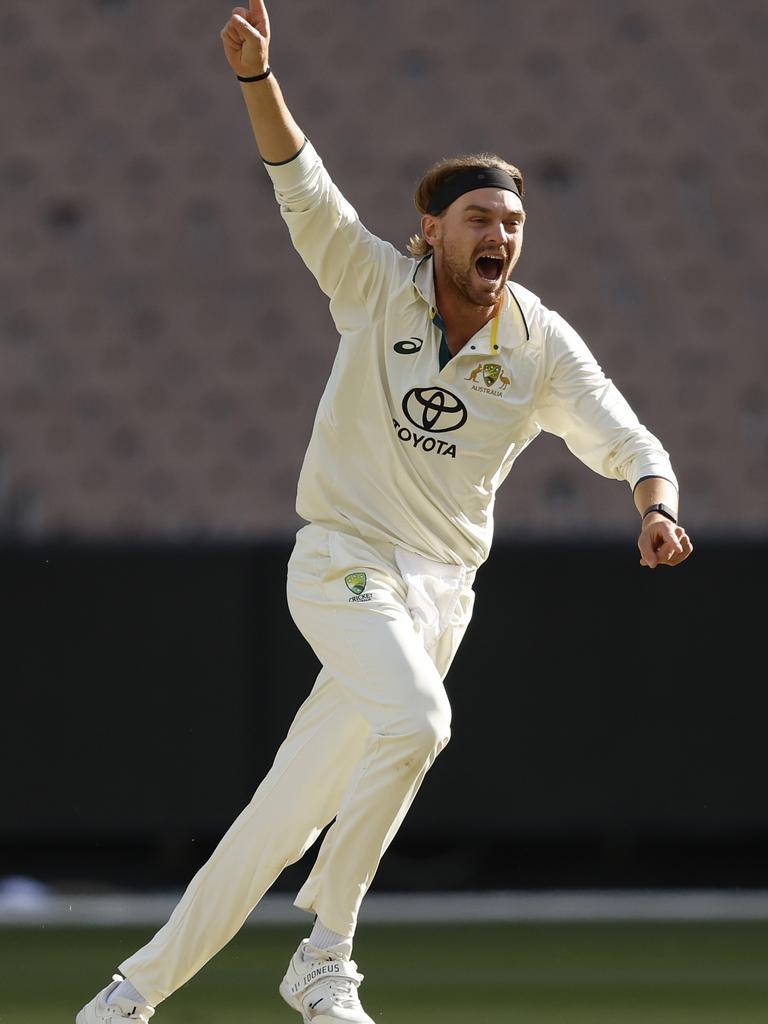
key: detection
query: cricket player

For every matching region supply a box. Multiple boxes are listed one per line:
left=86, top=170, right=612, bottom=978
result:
left=76, top=3, right=693, bottom=1022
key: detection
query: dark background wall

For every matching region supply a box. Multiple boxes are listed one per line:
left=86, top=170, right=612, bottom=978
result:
left=3, top=538, right=764, bottom=892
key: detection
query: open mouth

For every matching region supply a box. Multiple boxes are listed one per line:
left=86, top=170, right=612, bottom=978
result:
left=475, top=255, right=505, bottom=282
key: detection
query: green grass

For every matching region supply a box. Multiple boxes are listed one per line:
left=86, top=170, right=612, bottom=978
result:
left=2, top=921, right=768, bottom=1023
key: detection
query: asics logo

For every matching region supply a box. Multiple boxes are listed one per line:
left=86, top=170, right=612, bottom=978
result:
left=393, top=336, right=423, bottom=354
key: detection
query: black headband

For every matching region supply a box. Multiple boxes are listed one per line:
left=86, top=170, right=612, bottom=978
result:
left=426, top=167, right=522, bottom=216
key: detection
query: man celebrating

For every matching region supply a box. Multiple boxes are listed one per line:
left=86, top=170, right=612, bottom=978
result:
left=77, top=3, right=692, bottom=1022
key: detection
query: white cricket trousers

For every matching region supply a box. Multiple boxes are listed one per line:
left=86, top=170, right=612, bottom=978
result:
left=119, top=524, right=475, bottom=1006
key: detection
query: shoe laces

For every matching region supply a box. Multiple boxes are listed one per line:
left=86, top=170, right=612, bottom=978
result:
left=326, top=965, right=362, bottom=1009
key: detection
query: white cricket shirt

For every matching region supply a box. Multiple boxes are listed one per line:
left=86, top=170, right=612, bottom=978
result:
left=265, top=141, right=677, bottom=569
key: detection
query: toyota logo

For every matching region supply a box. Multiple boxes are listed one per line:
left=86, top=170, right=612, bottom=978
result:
left=401, top=387, right=468, bottom=433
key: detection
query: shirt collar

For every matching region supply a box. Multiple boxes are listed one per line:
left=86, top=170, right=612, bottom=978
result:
left=411, top=254, right=530, bottom=351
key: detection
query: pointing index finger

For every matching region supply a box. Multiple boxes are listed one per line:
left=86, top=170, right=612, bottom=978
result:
left=250, top=0, right=270, bottom=27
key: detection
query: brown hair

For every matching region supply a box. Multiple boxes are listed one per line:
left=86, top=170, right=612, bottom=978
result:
left=407, top=153, right=525, bottom=258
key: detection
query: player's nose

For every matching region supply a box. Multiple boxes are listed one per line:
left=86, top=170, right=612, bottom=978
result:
left=484, top=220, right=508, bottom=246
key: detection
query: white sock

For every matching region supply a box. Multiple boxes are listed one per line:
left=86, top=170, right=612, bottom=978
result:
left=307, top=918, right=351, bottom=952
left=107, top=978, right=149, bottom=1007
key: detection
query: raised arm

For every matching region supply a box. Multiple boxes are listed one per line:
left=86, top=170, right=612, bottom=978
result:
left=221, top=2, right=408, bottom=333
left=220, top=2, right=304, bottom=164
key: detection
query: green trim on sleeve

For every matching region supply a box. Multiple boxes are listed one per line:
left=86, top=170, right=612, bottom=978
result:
left=262, top=137, right=308, bottom=167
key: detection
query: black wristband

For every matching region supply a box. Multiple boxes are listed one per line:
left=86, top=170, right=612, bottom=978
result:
left=642, top=502, right=678, bottom=524
left=237, top=67, right=271, bottom=83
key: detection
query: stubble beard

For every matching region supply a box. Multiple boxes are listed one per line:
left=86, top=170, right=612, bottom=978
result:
left=442, top=246, right=511, bottom=311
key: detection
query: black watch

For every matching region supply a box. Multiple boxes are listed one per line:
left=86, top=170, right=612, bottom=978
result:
left=641, top=502, right=677, bottom=524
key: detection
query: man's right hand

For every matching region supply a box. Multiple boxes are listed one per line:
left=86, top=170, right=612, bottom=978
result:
left=222, top=0, right=304, bottom=164
left=221, top=1, right=271, bottom=78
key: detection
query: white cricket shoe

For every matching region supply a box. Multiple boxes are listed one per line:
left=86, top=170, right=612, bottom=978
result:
left=279, top=940, right=375, bottom=1023
left=76, top=975, right=155, bottom=1023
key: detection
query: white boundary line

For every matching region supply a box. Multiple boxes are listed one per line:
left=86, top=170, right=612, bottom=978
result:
left=4, top=890, right=768, bottom=926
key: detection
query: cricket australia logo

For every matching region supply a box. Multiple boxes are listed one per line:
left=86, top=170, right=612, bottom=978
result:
left=465, top=362, right=510, bottom=398
left=345, top=572, right=366, bottom=595
left=345, top=572, right=372, bottom=603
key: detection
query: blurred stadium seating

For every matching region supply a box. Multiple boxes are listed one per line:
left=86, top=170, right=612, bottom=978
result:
left=1, top=0, right=766, bottom=539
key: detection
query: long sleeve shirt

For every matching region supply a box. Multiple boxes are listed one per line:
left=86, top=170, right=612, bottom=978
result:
left=265, top=140, right=677, bottom=569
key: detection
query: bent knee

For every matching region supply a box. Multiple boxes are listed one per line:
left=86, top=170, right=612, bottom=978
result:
left=405, top=701, right=452, bottom=755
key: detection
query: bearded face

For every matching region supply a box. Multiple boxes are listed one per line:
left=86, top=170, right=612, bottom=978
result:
left=425, top=188, right=525, bottom=309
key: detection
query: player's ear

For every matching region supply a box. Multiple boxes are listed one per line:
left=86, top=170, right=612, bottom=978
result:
left=421, top=213, right=441, bottom=247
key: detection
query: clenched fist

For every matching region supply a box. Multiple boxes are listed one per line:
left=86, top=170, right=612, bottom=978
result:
left=638, top=516, right=693, bottom=569
left=221, top=1, right=271, bottom=78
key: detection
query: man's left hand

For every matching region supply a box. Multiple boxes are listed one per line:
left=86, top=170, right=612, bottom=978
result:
left=638, top=515, right=693, bottom=568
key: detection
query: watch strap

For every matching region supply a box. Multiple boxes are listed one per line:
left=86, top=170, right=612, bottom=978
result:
left=642, top=502, right=677, bottom=524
